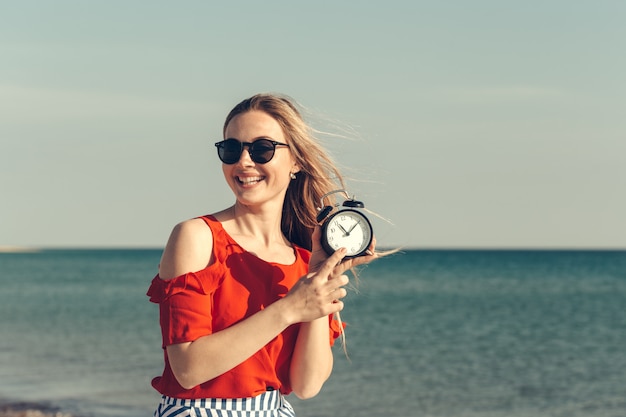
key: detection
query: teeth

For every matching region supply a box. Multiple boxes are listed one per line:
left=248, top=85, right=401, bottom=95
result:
left=238, top=176, right=263, bottom=185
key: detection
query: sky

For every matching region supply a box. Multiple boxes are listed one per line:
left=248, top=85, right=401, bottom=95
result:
left=1, top=1, right=624, bottom=249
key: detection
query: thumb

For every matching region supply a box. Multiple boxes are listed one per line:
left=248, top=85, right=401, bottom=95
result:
left=309, top=225, right=329, bottom=272
left=311, top=225, right=322, bottom=252
left=313, top=247, right=346, bottom=282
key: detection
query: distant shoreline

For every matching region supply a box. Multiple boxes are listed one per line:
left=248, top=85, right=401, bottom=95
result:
left=0, top=246, right=163, bottom=253
left=0, top=246, right=41, bottom=253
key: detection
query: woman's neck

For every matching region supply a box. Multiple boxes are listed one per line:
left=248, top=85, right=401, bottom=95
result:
left=215, top=204, right=295, bottom=264
left=227, top=203, right=288, bottom=248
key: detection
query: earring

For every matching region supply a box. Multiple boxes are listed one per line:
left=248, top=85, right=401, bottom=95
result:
left=290, top=172, right=297, bottom=180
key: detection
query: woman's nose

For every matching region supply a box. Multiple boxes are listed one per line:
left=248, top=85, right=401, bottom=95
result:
left=237, top=145, right=255, bottom=165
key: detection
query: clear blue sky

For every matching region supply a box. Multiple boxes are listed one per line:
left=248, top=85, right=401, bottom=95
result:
left=1, top=1, right=624, bottom=249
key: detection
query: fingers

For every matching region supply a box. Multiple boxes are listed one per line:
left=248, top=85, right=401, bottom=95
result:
left=327, top=273, right=349, bottom=290
left=315, top=247, right=346, bottom=277
left=313, top=253, right=350, bottom=299
left=330, top=285, right=348, bottom=300
left=326, top=281, right=348, bottom=313
left=335, top=236, right=378, bottom=271
left=331, top=250, right=377, bottom=275
left=343, top=252, right=377, bottom=269
left=365, top=236, right=377, bottom=256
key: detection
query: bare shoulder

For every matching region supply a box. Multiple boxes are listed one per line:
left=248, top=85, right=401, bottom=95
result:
left=159, top=218, right=214, bottom=280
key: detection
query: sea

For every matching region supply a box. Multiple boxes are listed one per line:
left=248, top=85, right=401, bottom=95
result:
left=1, top=249, right=625, bottom=417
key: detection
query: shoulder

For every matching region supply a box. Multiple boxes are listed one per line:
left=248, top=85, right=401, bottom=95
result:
left=159, top=218, right=214, bottom=280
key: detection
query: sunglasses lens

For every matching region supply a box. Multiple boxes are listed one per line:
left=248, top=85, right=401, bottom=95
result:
left=250, top=139, right=276, bottom=164
left=218, top=139, right=243, bottom=164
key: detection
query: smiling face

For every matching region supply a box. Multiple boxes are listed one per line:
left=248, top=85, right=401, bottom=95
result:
left=222, top=110, right=299, bottom=210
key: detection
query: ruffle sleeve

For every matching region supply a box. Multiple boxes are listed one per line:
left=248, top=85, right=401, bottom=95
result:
left=147, top=270, right=222, bottom=347
left=328, top=314, right=347, bottom=346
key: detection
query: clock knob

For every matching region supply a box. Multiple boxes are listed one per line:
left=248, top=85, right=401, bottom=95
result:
left=316, top=205, right=333, bottom=223
left=342, top=199, right=364, bottom=208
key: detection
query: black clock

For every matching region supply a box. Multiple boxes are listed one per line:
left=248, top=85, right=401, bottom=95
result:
left=316, top=190, right=374, bottom=258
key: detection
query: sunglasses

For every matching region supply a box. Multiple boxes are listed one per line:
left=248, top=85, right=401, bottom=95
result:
left=214, top=138, right=290, bottom=164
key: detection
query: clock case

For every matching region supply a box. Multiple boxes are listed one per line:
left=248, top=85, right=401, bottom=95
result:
left=316, top=189, right=374, bottom=258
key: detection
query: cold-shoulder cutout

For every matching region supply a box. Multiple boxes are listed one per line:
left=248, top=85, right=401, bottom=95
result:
left=159, top=218, right=214, bottom=280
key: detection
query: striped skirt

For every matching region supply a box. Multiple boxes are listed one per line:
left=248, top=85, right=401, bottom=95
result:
left=154, top=390, right=296, bottom=417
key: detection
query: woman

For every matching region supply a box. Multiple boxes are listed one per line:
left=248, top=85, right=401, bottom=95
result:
left=147, top=93, right=377, bottom=417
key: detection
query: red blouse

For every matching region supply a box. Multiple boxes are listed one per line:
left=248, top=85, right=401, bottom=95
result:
left=147, top=215, right=344, bottom=399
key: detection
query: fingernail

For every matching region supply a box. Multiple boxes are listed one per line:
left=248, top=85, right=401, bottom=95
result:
left=365, top=250, right=374, bottom=256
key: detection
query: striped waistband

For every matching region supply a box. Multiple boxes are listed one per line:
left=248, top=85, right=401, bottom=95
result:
left=159, top=390, right=283, bottom=412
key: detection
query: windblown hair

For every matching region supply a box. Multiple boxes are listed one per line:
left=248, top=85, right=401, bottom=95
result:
left=223, top=93, right=345, bottom=250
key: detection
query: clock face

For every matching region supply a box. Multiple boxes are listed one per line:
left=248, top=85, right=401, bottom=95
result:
left=321, top=209, right=373, bottom=257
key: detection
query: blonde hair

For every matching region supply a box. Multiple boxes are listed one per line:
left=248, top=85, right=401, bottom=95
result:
left=223, top=93, right=345, bottom=251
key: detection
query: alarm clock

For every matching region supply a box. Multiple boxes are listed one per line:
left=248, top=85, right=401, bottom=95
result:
left=316, top=190, right=374, bottom=258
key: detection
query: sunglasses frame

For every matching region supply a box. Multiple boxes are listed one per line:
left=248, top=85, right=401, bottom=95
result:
left=214, top=138, right=290, bottom=164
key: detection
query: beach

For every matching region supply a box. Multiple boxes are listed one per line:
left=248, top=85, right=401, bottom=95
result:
left=0, top=401, right=75, bottom=417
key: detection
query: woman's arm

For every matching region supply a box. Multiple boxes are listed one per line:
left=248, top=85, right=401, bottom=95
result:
left=288, top=229, right=378, bottom=399
left=167, top=298, right=297, bottom=389
left=159, top=220, right=351, bottom=390
left=289, top=316, right=335, bottom=399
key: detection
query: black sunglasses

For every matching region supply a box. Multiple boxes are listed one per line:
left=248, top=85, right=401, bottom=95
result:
left=214, top=138, right=290, bottom=164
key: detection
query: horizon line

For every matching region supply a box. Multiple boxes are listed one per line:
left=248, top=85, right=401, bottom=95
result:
left=2, top=245, right=625, bottom=254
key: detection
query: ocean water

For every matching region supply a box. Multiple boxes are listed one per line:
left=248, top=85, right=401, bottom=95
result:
left=1, top=249, right=625, bottom=417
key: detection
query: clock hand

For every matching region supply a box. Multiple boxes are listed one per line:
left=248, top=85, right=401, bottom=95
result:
left=337, top=224, right=350, bottom=236
left=347, top=220, right=361, bottom=234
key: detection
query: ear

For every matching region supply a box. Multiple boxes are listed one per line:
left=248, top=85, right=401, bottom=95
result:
left=291, top=163, right=301, bottom=174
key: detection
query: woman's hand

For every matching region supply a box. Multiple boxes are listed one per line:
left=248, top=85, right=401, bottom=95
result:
left=308, top=225, right=378, bottom=273
left=280, top=247, right=348, bottom=324
left=280, top=227, right=378, bottom=325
